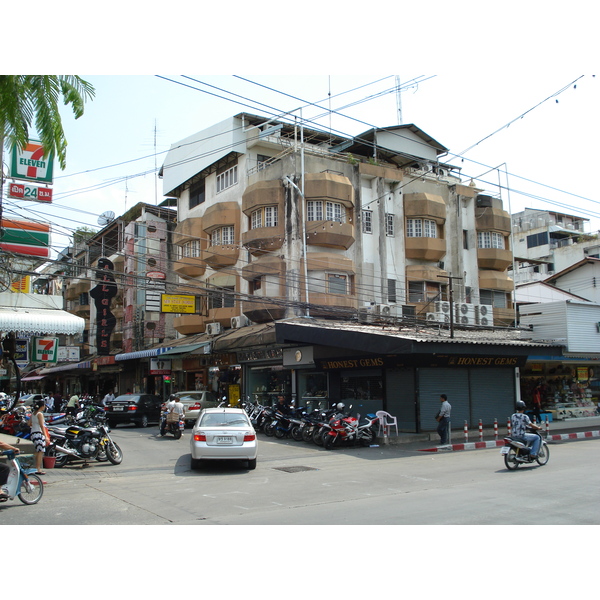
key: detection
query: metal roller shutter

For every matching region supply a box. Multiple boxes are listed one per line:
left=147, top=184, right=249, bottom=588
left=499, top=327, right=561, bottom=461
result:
left=386, top=368, right=416, bottom=431
left=469, top=368, right=515, bottom=426
left=418, top=368, right=469, bottom=432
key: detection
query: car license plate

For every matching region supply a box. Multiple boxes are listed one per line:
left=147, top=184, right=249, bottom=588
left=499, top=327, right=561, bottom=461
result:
left=113, top=407, right=124, bottom=411
left=500, top=446, right=509, bottom=455
left=217, top=436, right=232, bottom=444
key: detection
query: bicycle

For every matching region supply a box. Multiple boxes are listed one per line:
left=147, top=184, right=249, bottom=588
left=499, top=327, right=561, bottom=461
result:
left=0, top=450, right=44, bottom=505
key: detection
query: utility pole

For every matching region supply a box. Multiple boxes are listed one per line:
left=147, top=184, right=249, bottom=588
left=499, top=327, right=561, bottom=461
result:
left=438, top=274, right=463, bottom=338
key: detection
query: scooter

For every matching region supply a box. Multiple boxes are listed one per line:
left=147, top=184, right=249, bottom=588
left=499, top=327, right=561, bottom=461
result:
left=501, top=428, right=550, bottom=469
left=160, top=410, right=185, bottom=439
left=0, top=450, right=44, bottom=505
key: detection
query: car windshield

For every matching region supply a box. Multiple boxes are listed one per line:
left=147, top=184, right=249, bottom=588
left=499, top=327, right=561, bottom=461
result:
left=199, top=413, right=249, bottom=427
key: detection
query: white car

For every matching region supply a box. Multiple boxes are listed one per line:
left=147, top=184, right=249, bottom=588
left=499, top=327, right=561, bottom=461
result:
left=190, top=407, right=257, bottom=470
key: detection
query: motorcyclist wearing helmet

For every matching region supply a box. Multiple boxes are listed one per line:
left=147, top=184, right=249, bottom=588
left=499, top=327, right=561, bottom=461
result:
left=511, top=400, right=542, bottom=458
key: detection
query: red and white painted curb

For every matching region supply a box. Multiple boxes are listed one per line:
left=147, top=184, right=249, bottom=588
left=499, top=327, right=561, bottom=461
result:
left=419, top=430, right=600, bottom=452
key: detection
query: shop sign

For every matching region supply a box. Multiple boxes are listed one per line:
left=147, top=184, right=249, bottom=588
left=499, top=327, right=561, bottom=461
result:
left=161, top=294, right=196, bottom=314
left=34, top=336, right=58, bottom=363
left=57, top=346, right=80, bottom=362
left=237, top=348, right=283, bottom=362
left=10, top=140, right=54, bottom=183
left=90, top=258, right=117, bottom=355
left=15, top=338, right=29, bottom=368
left=150, top=358, right=171, bottom=375
left=8, top=182, right=53, bottom=202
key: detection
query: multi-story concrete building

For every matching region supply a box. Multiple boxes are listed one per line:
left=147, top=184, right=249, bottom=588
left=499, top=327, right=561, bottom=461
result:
left=161, top=113, right=515, bottom=332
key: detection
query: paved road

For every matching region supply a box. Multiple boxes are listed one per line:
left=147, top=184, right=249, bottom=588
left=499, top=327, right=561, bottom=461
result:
left=2, top=424, right=599, bottom=525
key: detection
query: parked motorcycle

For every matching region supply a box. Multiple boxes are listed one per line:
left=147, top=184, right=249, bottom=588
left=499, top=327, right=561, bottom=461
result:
left=48, top=422, right=123, bottom=467
left=323, top=410, right=379, bottom=450
left=270, top=407, right=306, bottom=441
left=501, top=428, right=549, bottom=469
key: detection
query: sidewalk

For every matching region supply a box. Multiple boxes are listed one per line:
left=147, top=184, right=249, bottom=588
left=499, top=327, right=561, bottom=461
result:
left=375, top=415, right=600, bottom=452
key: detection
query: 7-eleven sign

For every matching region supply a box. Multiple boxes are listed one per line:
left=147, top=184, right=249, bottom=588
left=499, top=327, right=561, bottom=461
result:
left=34, top=337, right=59, bottom=363
left=10, top=140, right=54, bottom=183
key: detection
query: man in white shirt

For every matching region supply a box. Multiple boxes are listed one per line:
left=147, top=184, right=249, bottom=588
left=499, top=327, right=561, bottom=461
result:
left=436, top=394, right=451, bottom=445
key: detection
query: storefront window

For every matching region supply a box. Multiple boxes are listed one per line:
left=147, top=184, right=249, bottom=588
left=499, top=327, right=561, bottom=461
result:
left=298, top=371, right=328, bottom=411
left=340, top=369, right=383, bottom=415
left=247, top=366, right=292, bottom=407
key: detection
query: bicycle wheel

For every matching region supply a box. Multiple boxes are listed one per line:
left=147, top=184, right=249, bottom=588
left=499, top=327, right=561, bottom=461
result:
left=18, top=474, right=44, bottom=505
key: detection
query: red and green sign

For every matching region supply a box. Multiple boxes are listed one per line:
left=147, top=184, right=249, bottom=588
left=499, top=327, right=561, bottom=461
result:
left=7, top=182, right=52, bottom=203
left=9, top=140, right=54, bottom=183
left=0, top=218, right=51, bottom=258
left=34, top=337, right=58, bottom=363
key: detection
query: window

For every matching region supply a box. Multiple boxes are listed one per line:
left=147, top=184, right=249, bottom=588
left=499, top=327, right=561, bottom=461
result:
left=209, top=286, right=235, bottom=309
left=526, top=231, right=549, bottom=248
left=386, top=214, right=394, bottom=237
left=478, top=231, right=505, bottom=249
left=251, top=277, right=262, bottom=293
left=408, top=281, right=442, bottom=303
left=251, top=206, right=278, bottom=229
left=307, top=200, right=345, bottom=223
left=189, top=180, right=205, bottom=209
left=406, top=218, right=437, bottom=238
left=181, top=240, right=200, bottom=258
left=388, top=279, right=397, bottom=303
left=362, top=210, right=373, bottom=234
left=216, top=164, right=238, bottom=193
left=480, top=289, right=507, bottom=308
left=211, top=226, right=234, bottom=246
left=257, top=154, right=271, bottom=171
left=328, top=273, right=348, bottom=294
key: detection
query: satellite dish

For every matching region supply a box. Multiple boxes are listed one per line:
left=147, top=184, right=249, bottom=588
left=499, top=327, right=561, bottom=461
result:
left=98, top=210, right=116, bottom=226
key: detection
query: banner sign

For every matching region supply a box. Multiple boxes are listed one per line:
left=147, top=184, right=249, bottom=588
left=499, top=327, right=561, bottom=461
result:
left=15, top=338, right=30, bottom=368
left=0, top=218, right=51, bottom=258
left=150, top=358, right=171, bottom=375
left=34, top=337, right=59, bottom=363
left=9, top=140, right=54, bottom=183
left=90, top=258, right=118, bottom=356
left=161, top=294, right=196, bottom=314
left=7, top=182, right=53, bottom=203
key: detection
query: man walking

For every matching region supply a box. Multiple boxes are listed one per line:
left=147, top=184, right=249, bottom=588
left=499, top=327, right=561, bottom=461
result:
left=436, top=394, right=451, bottom=445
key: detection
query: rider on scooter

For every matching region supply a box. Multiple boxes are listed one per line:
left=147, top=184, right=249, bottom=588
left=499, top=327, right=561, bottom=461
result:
left=511, top=400, right=542, bottom=459
left=0, top=440, right=20, bottom=499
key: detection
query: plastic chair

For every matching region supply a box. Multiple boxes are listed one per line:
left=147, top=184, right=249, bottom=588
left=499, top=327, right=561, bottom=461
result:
left=376, top=411, right=398, bottom=436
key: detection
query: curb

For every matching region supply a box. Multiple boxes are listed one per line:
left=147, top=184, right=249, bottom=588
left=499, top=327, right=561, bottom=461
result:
left=418, top=429, right=600, bottom=452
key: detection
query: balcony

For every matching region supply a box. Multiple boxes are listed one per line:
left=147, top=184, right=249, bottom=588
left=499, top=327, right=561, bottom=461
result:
left=242, top=224, right=285, bottom=255
left=306, top=221, right=355, bottom=250
left=174, top=314, right=206, bottom=336
left=242, top=297, right=286, bottom=323
left=477, top=248, right=513, bottom=271
left=404, top=192, right=446, bottom=221
left=173, top=256, right=207, bottom=279
left=405, top=237, right=446, bottom=261
left=203, top=245, right=239, bottom=270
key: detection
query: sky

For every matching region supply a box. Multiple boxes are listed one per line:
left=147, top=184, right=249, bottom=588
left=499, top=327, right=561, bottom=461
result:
left=3, top=72, right=598, bottom=261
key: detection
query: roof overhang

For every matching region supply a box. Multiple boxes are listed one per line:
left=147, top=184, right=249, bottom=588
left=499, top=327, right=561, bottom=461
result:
left=0, top=307, right=85, bottom=335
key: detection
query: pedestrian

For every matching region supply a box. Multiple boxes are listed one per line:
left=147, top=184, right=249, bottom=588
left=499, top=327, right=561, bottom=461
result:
left=30, top=399, right=50, bottom=475
left=53, top=391, right=63, bottom=411
left=436, top=394, right=451, bottom=445
left=102, top=391, right=114, bottom=407
left=45, top=394, right=54, bottom=413
left=532, top=384, right=543, bottom=424
left=66, top=393, right=79, bottom=418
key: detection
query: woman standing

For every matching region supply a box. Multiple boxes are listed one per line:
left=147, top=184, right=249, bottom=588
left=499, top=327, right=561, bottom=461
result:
left=30, top=399, right=50, bottom=475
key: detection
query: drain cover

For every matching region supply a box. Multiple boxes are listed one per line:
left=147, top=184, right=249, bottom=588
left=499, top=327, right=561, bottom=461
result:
left=274, top=466, right=318, bottom=473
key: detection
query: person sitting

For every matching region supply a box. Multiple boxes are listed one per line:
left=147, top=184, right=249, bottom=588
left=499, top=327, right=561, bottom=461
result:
left=511, top=400, right=542, bottom=459
left=0, top=440, right=20, bottom=499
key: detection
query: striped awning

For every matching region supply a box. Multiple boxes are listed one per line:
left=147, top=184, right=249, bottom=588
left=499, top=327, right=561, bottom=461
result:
left=114, top=347, right=175, bottom=361
left=0, top=307, right=85, bottom=335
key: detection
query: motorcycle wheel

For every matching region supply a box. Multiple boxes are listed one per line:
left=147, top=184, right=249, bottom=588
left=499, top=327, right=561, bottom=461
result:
left=312, top=428, right=325, bottom=446
left=291, top=426, right=304, bottom=442
left=54, top=444, right=72, bottom=468
left=360, top=428, right=375, bottom=447
left=536, top=442, right=550, bottom=466
left=323, top=433, right=337, bottom=450
left=302, top=427, right=314, bottom=443
left=106, top=441, right=123, bottom=465
left=274, top=427, right=286, bottom=439
left=264, top=421, right=276, bottom=437
left=174, top=430, right=182, bottom=440
left=504, top=447, right=520, bottom=470
left=18, top=473, right=44, bottom=505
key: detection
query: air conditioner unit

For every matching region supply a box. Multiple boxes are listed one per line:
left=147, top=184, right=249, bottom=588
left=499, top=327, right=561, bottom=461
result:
left=435, top=301, right=451, bottom=314
left=206, top=323, right=222, bottom=336
left=358, top=307, right=374, bottom=323
left=230, top=316, right=248, bottom=329
left=375, top=304, right=391, bottom=317
left=426, top=313, right=439, bottom=322
left=474, top=305, right=494, bottom=326
left=427, top=312, right=450, bottom=324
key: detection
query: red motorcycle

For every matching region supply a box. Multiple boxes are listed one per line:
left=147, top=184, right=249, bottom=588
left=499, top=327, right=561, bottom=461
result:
left=322, top=406, right=379, bottom=450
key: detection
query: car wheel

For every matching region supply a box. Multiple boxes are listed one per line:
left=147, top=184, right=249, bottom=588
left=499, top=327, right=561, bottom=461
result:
left=136, top=415, right=149, bottom=428
left=247, top=458, right=257, bottom=470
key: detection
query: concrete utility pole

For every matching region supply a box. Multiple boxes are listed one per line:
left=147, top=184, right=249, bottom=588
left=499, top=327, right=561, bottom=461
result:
left=438, top=274, right=463, bottom=338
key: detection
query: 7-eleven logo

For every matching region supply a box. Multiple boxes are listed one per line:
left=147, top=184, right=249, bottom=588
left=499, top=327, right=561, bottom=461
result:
left=34, top=337, right=58, bottom=363
left=10, top=140, right=54, bottom=183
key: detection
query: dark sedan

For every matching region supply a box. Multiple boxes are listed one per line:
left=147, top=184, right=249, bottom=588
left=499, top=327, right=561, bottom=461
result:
left=105, top=394, right=163, bottom=428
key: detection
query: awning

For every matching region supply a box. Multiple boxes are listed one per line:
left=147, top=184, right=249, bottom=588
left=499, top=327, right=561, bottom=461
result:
left=0, top=307, right=85, bottom=335
left=159, top=342, right=210, bottom=356
left=21, top=375, right=46, bottom=381
left=39, top=361, right=92, bottom=374
left=114, top=347, right=176, bottom=361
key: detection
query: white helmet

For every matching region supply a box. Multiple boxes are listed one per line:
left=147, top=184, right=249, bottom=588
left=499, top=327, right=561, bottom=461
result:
left=336, top=402, right=345, bottom=411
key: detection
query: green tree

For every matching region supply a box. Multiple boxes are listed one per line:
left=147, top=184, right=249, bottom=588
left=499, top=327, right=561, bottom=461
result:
left=0, top=75, right=95, bottom=170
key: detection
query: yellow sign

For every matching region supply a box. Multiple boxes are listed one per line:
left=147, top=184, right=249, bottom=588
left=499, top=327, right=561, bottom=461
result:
left=161, top=294, right=196, bottom=314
